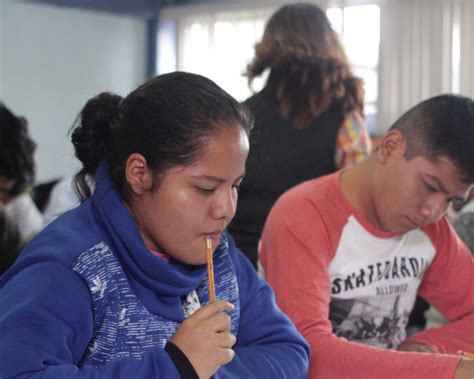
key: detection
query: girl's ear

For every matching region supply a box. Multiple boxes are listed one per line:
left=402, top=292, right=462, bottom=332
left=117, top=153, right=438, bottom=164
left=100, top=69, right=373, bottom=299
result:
left=125, top=153, right=153, bottom=195
left=377, top=130, right=406, bottom=164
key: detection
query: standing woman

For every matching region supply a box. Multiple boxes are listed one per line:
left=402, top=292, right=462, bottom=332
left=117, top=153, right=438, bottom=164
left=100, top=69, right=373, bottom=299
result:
left=228, top=3, right=371, bottom=268
left=0, top=72, right=309, bottom=378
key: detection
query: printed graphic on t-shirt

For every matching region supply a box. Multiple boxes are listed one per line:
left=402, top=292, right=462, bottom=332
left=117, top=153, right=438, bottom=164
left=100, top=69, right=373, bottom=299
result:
left=330, top=256, right=429, bottom=295
left=329, top=294, right=410, bottom=349
left=327, top=217, right=436, bottom=349
left=182, top=290, right=201, bottom=317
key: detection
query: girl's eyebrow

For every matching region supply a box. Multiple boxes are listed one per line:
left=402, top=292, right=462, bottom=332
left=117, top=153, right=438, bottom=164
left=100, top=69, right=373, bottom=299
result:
left=191, top=175, right=225, bottom=183
left=191, top=173, right=246, bottom=183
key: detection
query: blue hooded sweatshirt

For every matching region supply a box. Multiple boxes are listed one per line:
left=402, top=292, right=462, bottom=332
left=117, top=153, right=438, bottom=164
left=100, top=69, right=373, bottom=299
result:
left=0, top=165, right=309, bottom=378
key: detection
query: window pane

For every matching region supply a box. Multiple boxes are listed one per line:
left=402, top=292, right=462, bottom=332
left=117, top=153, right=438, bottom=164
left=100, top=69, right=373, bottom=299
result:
left=213, top=20, right=262, bottom=99
left=181, top=13, right=267, bottom=101
left=343, top=5, right=380, bottom=68
left=183, top=23, right=210, bottom=75
left=326, top=7, right=343, bottom=34
left=353, top=66, right=378, bottom=104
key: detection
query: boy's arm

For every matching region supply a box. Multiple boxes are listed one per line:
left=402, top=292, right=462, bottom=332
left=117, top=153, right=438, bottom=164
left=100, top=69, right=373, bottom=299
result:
left=404, top=219, right=474, bottom=353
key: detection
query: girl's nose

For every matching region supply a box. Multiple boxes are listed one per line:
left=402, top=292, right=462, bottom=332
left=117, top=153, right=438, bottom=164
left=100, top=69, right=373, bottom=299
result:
left=210, top=189, right=236, bottom=221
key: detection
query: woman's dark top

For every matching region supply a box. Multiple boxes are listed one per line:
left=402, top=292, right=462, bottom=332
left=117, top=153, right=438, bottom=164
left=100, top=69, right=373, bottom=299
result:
left=229, top=76, right=344, bottom=268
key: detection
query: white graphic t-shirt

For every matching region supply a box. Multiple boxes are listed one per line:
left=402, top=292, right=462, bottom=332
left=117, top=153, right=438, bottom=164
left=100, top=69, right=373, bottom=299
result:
left=328, top=216, right=435, bottom=348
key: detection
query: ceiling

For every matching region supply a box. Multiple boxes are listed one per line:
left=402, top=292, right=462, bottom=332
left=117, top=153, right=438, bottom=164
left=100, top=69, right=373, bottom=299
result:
left=21, top=0, right=236, bottom=18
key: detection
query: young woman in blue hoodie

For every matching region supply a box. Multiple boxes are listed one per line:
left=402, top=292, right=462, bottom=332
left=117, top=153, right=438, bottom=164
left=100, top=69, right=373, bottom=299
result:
left=0, top=72, right=309, bottom=378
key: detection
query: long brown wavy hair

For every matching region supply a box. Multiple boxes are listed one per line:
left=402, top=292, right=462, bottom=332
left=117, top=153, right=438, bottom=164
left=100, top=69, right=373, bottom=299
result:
left=246, top=3, right=364, bottom=129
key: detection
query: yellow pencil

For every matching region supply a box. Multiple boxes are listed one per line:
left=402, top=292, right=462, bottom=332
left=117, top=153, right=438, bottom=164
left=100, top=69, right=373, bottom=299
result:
left=461, top=351, right=474, bottom=359
left=206, top=238, right=215, bottom=302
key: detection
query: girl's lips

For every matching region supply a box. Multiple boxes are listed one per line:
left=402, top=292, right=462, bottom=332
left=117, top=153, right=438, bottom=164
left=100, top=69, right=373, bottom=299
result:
left=205, top=233, right=221, bottom=245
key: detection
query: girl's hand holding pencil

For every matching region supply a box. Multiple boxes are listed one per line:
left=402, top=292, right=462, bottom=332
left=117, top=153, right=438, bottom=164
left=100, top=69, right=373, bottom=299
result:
left=168, top=237, right=236, bottom=378
left=170, top=238, right=236, bottom=378
left=170, top=300, right=236, bottom=378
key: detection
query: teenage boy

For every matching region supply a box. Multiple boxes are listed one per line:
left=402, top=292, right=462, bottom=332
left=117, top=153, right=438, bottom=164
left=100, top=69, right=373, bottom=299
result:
left=260, top=94, right=474, bottom=379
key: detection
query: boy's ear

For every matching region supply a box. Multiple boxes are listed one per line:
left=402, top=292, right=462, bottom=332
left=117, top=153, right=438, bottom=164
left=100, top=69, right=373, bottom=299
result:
left=377, top=130, right=406, bottom=164
left=125, top=153, right=153, bottom=195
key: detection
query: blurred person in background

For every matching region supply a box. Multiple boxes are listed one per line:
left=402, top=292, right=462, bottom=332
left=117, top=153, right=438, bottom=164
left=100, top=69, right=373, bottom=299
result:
left=0, top=103, right=43, bottom=244
left=229, top=2, right=371, bottom=268
left=42, top=116, right=98, bottom=225
left=0, top=204, right=24, bottom=275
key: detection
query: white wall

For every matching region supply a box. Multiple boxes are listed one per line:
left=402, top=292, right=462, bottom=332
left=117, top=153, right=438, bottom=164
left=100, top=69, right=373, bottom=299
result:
left=0, top=1, right=147, bottom=182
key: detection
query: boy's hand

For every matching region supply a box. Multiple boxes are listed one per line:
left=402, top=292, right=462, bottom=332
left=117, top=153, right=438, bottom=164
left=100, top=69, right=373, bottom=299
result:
left=397, top=340, right=438, bottom=353
left=454, top=358, right=474, bottom=379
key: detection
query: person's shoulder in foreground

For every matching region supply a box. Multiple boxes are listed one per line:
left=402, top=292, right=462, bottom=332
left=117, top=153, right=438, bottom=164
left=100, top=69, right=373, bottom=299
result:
left=261, top=93, right=474, bottom=379
left=0, top=71, right=309, bottom=379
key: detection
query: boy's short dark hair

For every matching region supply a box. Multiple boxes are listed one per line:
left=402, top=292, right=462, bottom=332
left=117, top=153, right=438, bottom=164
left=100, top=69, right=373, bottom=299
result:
left=390, top=94, right=474, bottom=183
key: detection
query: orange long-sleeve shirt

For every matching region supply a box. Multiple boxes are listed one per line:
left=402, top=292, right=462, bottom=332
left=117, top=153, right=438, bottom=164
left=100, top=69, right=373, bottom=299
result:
left=260, top=171, right=473, bottom=378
